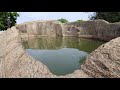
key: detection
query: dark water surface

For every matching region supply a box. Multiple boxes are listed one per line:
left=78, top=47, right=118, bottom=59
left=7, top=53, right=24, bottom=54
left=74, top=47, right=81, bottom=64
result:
left=22, top=37, right=105, bottom=75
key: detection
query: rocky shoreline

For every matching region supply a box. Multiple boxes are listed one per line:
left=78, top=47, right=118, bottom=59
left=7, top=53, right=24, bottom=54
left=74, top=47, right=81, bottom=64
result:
left=0, top=20, right=120, bottom=78
left=0, top=27, right=88, bottom=78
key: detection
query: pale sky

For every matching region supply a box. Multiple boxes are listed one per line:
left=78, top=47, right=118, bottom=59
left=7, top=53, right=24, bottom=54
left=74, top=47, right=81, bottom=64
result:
left=17, top=12, right=94, bottom=24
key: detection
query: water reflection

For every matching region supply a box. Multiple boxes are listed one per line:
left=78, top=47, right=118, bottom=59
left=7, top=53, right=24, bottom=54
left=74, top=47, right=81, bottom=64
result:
left=22, top=37, right=104, bottom=53
left=22, top=37, right=62, bottom=50
left=26, top=48, right=88, bottom=75
left=22, top=37, right=105, bottom=75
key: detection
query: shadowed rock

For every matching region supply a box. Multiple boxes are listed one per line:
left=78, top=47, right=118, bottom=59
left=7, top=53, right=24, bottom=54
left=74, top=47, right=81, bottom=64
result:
left=0, top=27, right=88, bottom=78
left=0, top=20, right=120, bottom=78
left=0, top=27, right=55, bottom=78
left=81, top=37, right=120, bottom=78
left=65, top=20, right=120, bottom=41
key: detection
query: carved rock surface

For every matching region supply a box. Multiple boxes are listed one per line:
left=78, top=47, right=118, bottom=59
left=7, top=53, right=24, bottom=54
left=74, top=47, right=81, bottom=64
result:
left=16, top=20, right=120, bottom=41
left=81, top=37, right=120, bottom=78
left=0, top=27, right=88, bottom=78
left=65, top=20, right=120, bottom=41
left=0, top=20, right=120, bottom=78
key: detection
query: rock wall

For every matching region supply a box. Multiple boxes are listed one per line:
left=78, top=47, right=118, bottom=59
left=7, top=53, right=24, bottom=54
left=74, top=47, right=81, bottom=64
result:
left=0, top=27, right=56, bottom=78
left=1, top=20, right=120, bottom=78
left=16, top=20, right=120, bottom=41
left=62, top=25, right=79, bottom=37
left=0, top=26, right=88, bottom=78
left=16, top=20, right=80, bottom=37
left=16, top=20, right=63, bottom=37
left=0, top=26, right=120, bottom=78
left=81, top=37, right=120, bottom=78
left=65, top=20, right=120, bottom=41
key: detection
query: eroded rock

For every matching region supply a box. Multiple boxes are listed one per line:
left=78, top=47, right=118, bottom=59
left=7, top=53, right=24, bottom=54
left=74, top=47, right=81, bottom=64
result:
left=65, top=20, right=120, bottom=41
left=16, top=20, right=120, bottom=41
left=0, top=26, right=88, bottom=78
left=16, top=20, right=63, bottom=37
left=0, top=27, right=55, bottom=78
left=81, top=37, right=120, bottom=78
left=0, top=20, right=120, bottom=78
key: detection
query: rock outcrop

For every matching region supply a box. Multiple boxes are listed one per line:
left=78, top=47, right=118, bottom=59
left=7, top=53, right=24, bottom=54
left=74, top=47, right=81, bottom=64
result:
left=62, top=25, right=79, bottom=37
left=16, top=20, right=63, bottom=37
left=0, top=27, right=56, bottom=78
left=0, top=31, right=4, bottom=34
left=16, top=20, right=120, bottom=41
left=0, top=20, right=120, bottom=78
left=65, top=20, right=120, bottom=41
left=0, top=26, right=88, bottom=78
left=81, top=37, right=120, bottom=78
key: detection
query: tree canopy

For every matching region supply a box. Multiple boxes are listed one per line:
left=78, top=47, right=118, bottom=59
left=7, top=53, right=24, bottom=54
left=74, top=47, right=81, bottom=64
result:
left=89, top=12, right=120, bottom=23
left=57, top=18, right=68, bottom=23
left=0, top=12, right=19, bottom=31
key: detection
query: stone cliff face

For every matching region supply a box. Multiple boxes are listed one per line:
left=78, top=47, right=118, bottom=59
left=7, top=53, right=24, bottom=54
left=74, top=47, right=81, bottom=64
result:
left=0, top=27, right=88, bottom=78
left=0, top=20, right=120, bottom=78
left=0, top=26, right=120, bottom=78
left=16, top=20, right=120, bottom=41
left=65, top=20, right=120, bottom=41
left=62, top=25, right=79, bottom=37
left=16, top=20, right=80, bottom=37
left=81, top=37, right=120, bottom=78
left=0, top=27, right=56, bottom=78
left=16, top=20, right=63, bottom=37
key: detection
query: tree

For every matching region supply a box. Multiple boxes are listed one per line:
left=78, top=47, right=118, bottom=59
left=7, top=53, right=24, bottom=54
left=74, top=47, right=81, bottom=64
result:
left=76, top=20, right=84, bottom=22
left=57, top=18, right=68, bottom=23
left=89, top=12, right=120, bottom=23
left=0, top=12, right=19, bottom=31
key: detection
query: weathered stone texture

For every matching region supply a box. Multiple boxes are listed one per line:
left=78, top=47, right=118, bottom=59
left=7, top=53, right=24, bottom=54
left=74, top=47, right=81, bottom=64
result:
left=81, top=37, right=120, bottom=78
left=0, top=27, right=55, bottom=78
left=65, top=20, right=120, bottom=41
left=0, top=27, right=88, bottom=78
left=16, top=20, right=63, bottom=37
left=0, top=20, right=120, bottom=78
left=16, top=20, right=120, bottom=41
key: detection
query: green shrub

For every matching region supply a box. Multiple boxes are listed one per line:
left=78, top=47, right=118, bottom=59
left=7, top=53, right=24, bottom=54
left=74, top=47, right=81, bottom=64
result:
left=76, top=20, right=84, bottom=23
left=57, top=18, right=68, bottom=23
left=89, top=12, right=120, bottom=23
left=0, top=12, right=19, bottom=31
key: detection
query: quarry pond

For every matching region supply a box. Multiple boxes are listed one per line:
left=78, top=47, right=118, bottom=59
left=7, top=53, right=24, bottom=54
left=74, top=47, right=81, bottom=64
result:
left=22, top=37, right=105, bottom=75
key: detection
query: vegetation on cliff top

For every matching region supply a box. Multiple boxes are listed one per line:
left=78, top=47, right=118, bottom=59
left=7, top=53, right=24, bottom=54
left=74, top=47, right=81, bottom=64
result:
left=89, top=12, right=120, bottom=23
left=76, top=20, right=84, bottom=23
left=57, top=18, right=68, bottom=23
left=0, top=12, right=19, bottom=31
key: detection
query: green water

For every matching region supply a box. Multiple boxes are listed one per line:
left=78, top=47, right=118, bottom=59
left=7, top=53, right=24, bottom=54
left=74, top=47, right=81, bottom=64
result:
left=22, top=37, right=105, bottom=75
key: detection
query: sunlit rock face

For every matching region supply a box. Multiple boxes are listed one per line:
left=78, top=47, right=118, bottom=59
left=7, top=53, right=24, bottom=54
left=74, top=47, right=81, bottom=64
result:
left=0, top=27, right=56, bottom=78
left=1, top=26, right=120, bottom=78
left=16, top=20, right=80, bottom=37
left=16, top=20, right=63, bottom=37
left=0, top=27, right=88, bottom=78
left=62, top=24, right=79, bottom=37
left=65, top=20, right=120, bottom=41
left=16, top=20, right=120, bottom=41
left=81, top=37, right=120, bottom=78
left=0, top=20, right=120, bottom=78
